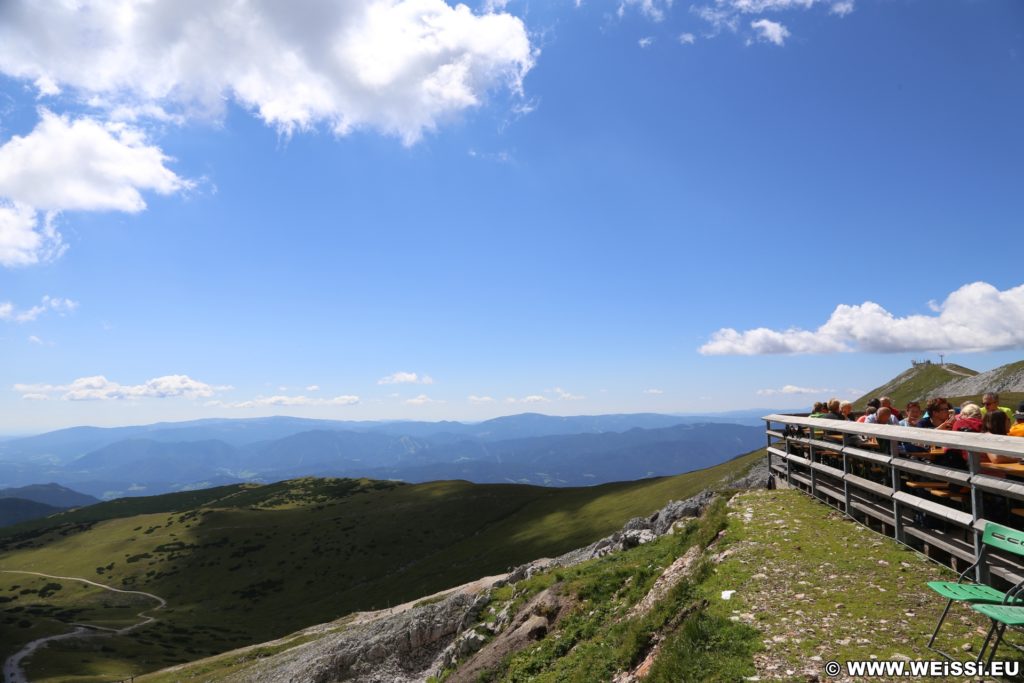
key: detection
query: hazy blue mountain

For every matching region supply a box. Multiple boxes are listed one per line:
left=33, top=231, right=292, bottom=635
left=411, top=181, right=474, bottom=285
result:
left=239, top=430, right=431, bottom=472
left=0, top=415, right=766, bottom=498
left=65, top=439, right=240, bottom=483
left=0, top=498, right=62, bottom=527
left=354, top=423, right=765, bottom=486
left=0, top=413, right=752, bottom=466
left=0, top=483, right=98, bottom=508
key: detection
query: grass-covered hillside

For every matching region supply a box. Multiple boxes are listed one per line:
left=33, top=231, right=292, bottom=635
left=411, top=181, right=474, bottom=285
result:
left=856, top=359, right=1024, bottom=412
left=136, top=487, right=1010, bottom=683
left=855, top=362, right=977, bottom=409
left=0, top=450, right=762, bottom=682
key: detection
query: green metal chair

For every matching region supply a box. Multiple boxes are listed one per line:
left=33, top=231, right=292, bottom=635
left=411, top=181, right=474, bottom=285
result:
left=926, top=522, right=1024, bottom=656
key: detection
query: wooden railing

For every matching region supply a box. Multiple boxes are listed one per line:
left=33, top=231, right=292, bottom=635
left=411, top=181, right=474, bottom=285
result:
left=763, top=414, right=1024, bottom=586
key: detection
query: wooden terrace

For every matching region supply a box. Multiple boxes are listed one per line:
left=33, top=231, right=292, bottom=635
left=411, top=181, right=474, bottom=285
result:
left=763, top=415, right=1024, bottom=587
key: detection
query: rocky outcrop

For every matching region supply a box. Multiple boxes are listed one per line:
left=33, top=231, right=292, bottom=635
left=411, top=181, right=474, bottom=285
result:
left=224, top=591, right=491, bottom=683
left=933, top=362, right=1024, bottom=398
left=443, top=586, right=575, bottom=683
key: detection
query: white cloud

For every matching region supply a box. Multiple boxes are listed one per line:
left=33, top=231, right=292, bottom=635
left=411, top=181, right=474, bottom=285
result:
left=693, top=0, right=838, bottom=40
left=306, top=384, right=320, bottom=392
left=504, top=395, right=550, bottom=404
left=214, top=394, right=359, bottom=408
left=618, top=0, right=674, bottom=22
left=468, top=395, right=495, bottom=403
left=750, top=18, right=790, bottom=45
left=0, top=202, right=65, bottom=267
left=643, top=388, right=664, bottom=395
left=551, top=387, right=585, bottom=401
left=0, top=110, right=190, bottom=213
left=638, top=37, right=655, bottom=48
left=830, top=1, right=854, bottom=16
left=679, top=33, right=696, bottom=44
left=756, top=385, right=832, bottom=396
left=0, top=110, right=191, bottom=266
left=405, top=394, right=443, bottom=405
left=0, top=295, right=78, bottom=323
left=378, top=371, right=434, bottom=385
left=700, top=281, right=1024, bottom=355
left=14, top=374, right=228, bottom=401
left=0, top=1, right=534, bottom=145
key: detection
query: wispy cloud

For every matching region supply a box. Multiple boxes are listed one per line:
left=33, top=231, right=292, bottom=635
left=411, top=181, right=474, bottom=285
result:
left=692, top=0, right=845, bottom=43
left=0, top=295, right=78, bottom=323
left=700, top=282, right=1024, bottom=355
left=617, top=0, right=674, bottom=22
left=15, top=374, right=230, bottom=401
left=638, top=37, right=655, bottom=48
left=679, top=32, right=696, bottom=44
left=643, top=388, right=664, bottom=395
left=551, top=387, right=585, bottom=401
left=305, top=384, right=320, bottom=392
left=405, top=394, right=443, bottom=406
left=830, top=1, right=854, bottom=16
left=750, top=18, right=790, bottom=45
left=468, top=395, right=495, bottom=403
left=211, top=394, right=359, bottom=408
left=505, top=395, right=550, bottom=404
left=756, top=385, right=833, bottom=396
left=378, top=371, right=434, bottom=385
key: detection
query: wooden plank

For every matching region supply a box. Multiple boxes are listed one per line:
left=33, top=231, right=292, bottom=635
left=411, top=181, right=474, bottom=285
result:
left=843, top=446, right=891, bottom=466
left=766, top=430, right=785, bottom=439
left=784, top=452, right=810, bottom=466
left=892, top=492, right=973, bottom=527
left=850, top=499, right=895, bottom=526
left=767, top=446, right=788, bottom=459
left=789, top=471, right=812, bottom=487
left=844, top=473, right=893, bottom=498
left=890, top=458, right=971, bottom=484
left=762, top=414, right=1024, bottom=457
left=814, top=480, right=844, bottom=502
left=970, top=474, right=1024, bottom=501
left=902, top=525, right=976, bottom=562
left=810, top=461, right=844, bottom=479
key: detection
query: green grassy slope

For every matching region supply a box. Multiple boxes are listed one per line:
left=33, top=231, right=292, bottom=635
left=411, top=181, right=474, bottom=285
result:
left=0, top=450, right=763, bottom=682
left=855, top=363, right=976, bottom=409
left=140, top=487, right=999, bottom=683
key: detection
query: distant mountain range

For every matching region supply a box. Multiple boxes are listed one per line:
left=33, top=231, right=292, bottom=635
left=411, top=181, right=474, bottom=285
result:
left=0, top=413, right=766, bottom=499
left=0, top=483, right=99, bottom=526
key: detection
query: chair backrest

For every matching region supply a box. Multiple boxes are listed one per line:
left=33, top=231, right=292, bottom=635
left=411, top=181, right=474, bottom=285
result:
left=982, top=522, right=1024, bottom=557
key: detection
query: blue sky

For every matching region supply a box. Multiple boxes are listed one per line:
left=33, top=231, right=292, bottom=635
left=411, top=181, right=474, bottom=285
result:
left=0, top=0, right=1022, bottom=433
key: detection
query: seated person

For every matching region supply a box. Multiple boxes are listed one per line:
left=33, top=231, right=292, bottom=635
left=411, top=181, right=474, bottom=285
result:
left=857, top=398, right=881, bottom=422
left=865, top=406, right=899, bottom=452
left=1010, top=401, right=1024, bottom=437
left=809, top=401, right=827, bottom=418
left=821, top=398, right=844, bottom=420
left=865, top=406, right=899, bottom=425
left=983, top=410, right=1017, bottom=463
left=839, top=400, right=854, bottom=420
left=879, top=396, right=902, bottom=421
left=918, top=398, right=955, bottom=430
left=943, top=403, right=983, bottom=470
left=981, top=392, right=1015, bottom=421
left=899, top=401, right=922, bottom=427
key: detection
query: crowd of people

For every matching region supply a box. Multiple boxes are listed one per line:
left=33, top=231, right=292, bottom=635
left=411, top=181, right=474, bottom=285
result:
left=809, top=392, right=1024, bottom=438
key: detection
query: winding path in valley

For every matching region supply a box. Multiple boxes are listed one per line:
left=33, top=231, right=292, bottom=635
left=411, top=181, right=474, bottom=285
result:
left=0, top=570, right=166, bottom=683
